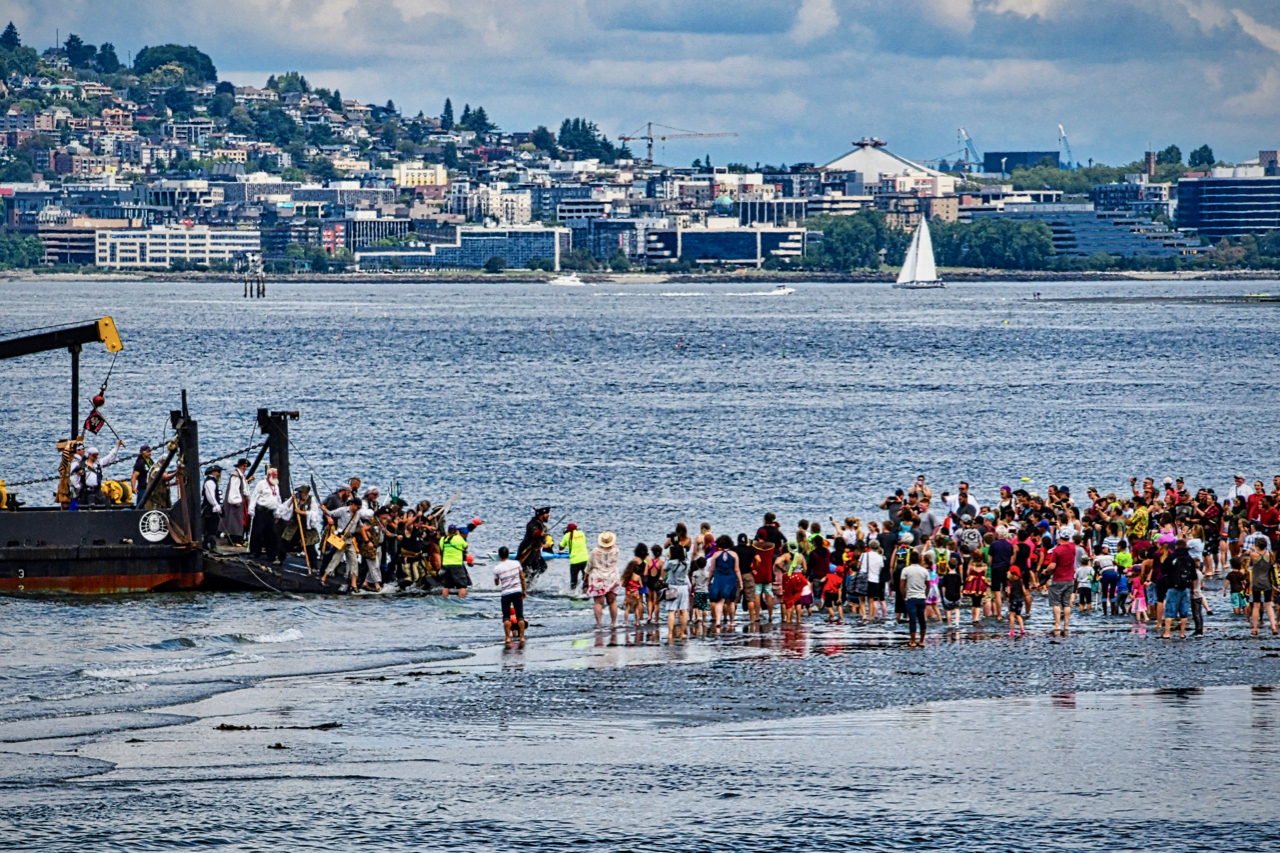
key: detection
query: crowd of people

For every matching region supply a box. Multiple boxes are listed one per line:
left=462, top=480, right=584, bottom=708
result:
left=200, top=464, right=482, bottom=596
left=191, top=464, right=1280, bottom=648
left=542, top=473, right=1280, bottom=647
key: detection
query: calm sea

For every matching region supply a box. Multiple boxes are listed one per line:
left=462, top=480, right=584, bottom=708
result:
left=2, top=278, right=1279, bottom=850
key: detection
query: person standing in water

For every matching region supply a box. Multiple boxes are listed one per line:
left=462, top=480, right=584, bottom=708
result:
left=493, top=546, right=527, bottom=643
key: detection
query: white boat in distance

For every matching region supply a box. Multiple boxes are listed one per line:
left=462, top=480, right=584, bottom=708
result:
left=549, top=273, right=587, bottom=286
left=765, top=285, right=795, bottom=295
left=893, top=219, right=944, bottom=289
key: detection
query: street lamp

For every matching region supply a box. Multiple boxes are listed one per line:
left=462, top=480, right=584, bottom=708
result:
left=1001, top=157, right=1007, bottom=178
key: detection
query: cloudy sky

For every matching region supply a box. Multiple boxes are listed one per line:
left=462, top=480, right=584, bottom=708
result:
left=7, top=1, right=1280, bottom=166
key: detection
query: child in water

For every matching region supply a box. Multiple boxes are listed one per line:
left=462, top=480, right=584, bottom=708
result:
left=1006, top=567, right=1027, bottom=636
left=1129, top=566, right=1148, bottom=623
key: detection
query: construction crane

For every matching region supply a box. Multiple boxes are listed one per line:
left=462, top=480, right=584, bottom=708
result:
left=1058, top=124, right=1076, bottom=171
left=0, top=317, right=122, bottom=439
left=958, top=128, right=982, bottom=174
left=619, top=122, right=738, bottom=167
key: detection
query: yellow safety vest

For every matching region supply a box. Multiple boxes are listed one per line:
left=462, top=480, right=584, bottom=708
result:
left=441, top=533, right=467, bottom=566
left=559, top=530, right=589, bottom=563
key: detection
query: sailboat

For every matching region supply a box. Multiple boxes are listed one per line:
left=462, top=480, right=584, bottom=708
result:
left=892, top=218, right=944, bottom=289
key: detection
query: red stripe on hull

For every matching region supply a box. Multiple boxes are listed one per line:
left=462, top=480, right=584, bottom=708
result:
left=0, top=573, right=204, bottom=595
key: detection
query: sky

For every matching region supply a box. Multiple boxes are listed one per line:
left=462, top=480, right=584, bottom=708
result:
left=7, top=0, right=1280, bottom=167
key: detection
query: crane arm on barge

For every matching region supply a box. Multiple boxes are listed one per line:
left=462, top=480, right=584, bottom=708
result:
left=0, top=318, right=124, bottom=440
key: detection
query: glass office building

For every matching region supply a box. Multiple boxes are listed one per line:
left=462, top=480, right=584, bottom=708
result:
left=352, top=227, right=570, bottom=270
left=1177, top=173, right=1280, bottom=239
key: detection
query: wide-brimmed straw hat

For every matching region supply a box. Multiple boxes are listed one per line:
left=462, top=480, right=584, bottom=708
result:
left=598, top=531, right=616, bottom=548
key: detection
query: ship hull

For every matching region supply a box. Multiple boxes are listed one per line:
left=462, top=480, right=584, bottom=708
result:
left=0, top=508, right=202, bottom=595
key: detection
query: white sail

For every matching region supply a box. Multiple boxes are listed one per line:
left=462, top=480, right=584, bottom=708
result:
left=896, top=225, right=920, bottom=284
left=914, top=218, right=938, bottom=282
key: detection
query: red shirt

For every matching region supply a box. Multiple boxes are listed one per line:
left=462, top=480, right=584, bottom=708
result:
left=1049, top=542, right=1076, bottom=583
left=822, top=568, right=844, bottom=595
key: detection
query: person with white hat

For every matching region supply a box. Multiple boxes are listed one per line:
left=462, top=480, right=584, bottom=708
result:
left=72, top=439, right=124, bottom=507
left=586, top=531, right=621, bottom=628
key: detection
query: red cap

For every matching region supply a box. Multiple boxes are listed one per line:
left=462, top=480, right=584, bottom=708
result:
left=566, top=523, right=577, bottom=531
left=471, top=517, right=484, bottom=527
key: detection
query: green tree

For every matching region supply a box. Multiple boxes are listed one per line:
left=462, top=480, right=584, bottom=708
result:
left=227, top=105, right=256, bottom=136
left=0, top=154, right=33, bottom=182
left=608, top=250, right=631, bottom=272
left=804, top=212, right=891, bottom=269
left=930, top=218, right=1055, bottom=270
left=443, top=141, right=458, bottom=169
left=142, top=62, right=190, bottom=89
left=441, top=98, right=454, bottom=130
left=0, top=21, right=20, bottom=51
left=309, top=156, right=338, bottom=182
left=1189, top=144, right=1215, bottom=169
left=95, top=42, right=120, bottom=73
left=133, top=44, right=217, bottom=82
left=63, top=34, right=96, bottom=68
left=466, top=106, right=495, bottom=133
left=0, top=232, right=44, bottom=268
left=208, top=92, right=235, bottom=117
left=556, top=118, right=620, bottom=163
left=7, top=45, right=36, bottom=75
left=253, top=108, right=300, bottom=146
left=459, top=104, right=471, bottom=128
left=531, top=125, right=556, bottom=155
left=270, top=71, right=310, bottom=93
left=163, top=86, right=194, bottom=116
left=1156, top=144, right=1182, bottom=166
left=484, top=255, right=507, bottom=273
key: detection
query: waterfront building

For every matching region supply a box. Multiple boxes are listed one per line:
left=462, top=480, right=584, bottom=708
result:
left=1177, top=165, right=1280, bottom=239
left=352, top=225, right=570, bottom=270
left=968, top=203, right=1199, bottom=257
left=94, top=225, right=261, bottom=269
left=643, top=222, right=808, bottom=267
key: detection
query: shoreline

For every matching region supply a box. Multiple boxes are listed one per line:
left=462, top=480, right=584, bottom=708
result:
left=2, top=268, right=1279, bottom=285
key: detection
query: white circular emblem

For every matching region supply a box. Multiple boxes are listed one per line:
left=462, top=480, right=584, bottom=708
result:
left=139, top=511, right=170, bottom=543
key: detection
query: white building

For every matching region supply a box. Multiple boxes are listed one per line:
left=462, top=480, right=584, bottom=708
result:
left=95, top=225, right=261, bottom=269
left=823, top=140, right=956, bottom=197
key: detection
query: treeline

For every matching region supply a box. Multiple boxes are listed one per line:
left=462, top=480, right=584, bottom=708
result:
left=0, top=232, right=43, bottom=268
left=798, top=213, right=1053, bottom=271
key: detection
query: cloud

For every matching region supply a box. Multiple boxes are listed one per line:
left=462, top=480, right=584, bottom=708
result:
left=1234, top=8, right=1280, bottom=54
left=790, top=0, right=839, bottom=43
left=586, top=0, right=799, bottom=35
left=3, top=0, right=1280, bottom=165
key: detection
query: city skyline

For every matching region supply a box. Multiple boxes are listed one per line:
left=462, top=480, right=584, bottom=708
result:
left=4, top=0, right=1279, bottom=167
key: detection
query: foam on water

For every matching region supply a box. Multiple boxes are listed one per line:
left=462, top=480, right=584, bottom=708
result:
left=82, top=652, right=265, bottom=680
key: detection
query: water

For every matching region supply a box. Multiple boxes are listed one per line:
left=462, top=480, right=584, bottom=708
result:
left=3, top=278, right=1280, bottom=849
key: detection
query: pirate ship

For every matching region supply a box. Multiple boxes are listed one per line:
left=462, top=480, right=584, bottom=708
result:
left=0, top=318, right=208, bottom=594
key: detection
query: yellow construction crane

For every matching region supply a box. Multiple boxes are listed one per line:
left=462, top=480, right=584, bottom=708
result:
left=619, top=122, right=738, bottom=167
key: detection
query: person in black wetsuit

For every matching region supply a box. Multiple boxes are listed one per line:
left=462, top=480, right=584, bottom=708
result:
left=519, top=506, right=551, bottom=582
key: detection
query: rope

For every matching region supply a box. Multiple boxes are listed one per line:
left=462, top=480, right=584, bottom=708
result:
left=3, top=442, right=266, bottom=489
left=200, top=442, right=266, bottom=468
left=288, top=437, right=328, bottom=495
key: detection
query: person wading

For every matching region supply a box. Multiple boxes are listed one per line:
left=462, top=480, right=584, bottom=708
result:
left=560, top=522, right=589, bottom=593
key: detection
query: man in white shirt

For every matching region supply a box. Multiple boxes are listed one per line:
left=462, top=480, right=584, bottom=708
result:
left=72, top=440, right=124, bottom=506
left=1226, top=473, right=1251, bottom=504
left=220, top=459, right=252, bottom=545
left=248, top=468, right=281, bottom=561
left=493, top=545, right=527, bottom=642
left=860, top=543, right=887, bottom=619
left=900, top=555, right=930, bottom=647
left=201, top=466, right=222, bottom=549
